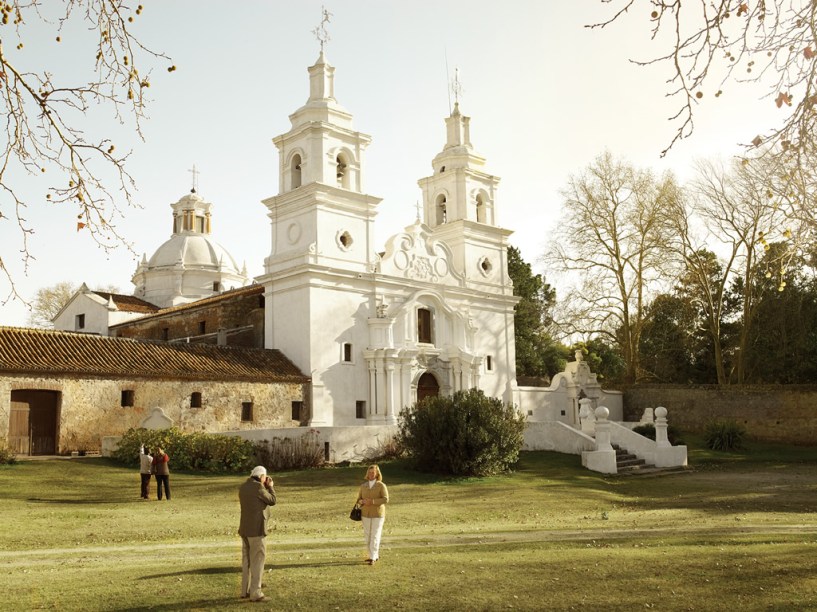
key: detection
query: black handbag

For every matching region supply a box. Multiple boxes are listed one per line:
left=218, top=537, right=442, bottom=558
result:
left=349, top=504, right=362, bottom=521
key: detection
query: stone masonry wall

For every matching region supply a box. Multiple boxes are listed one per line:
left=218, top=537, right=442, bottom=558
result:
left=624, top=385, right=817, bottom=445
left=0, top=374, right=303, bottom=454
left=113, top=291, right=264, bottom=347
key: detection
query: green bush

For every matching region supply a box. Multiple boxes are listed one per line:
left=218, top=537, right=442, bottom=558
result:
left=632, top=423, right=685, bottom=446
left=704, top=419, right=747, bottom=451
left=111, top=427, right=256, bottom=472
left=0, top=444, right=17, bottom=465
left=398, top=388, right=526, bottom=476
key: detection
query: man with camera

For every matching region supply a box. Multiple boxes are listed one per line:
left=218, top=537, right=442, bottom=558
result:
left=238, top=465, right=277, bottom=602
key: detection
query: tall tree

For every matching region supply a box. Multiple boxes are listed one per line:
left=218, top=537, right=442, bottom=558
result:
left=0, top=1, right=172, bottom=302
left=589, top=1, right=817, bottom=158
left=507, top=246, right=567, bottom=378
left=664, top=157, right=791, bottom=383
left=546, top=151, right=682, bottom=384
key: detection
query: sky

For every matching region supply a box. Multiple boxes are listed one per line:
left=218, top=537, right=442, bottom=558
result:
left=0, top=1, right=782, bottom=327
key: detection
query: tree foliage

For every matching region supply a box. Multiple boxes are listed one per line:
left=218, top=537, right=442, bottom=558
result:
left=590, top=1, right=817, bottom=158
left=507, top=245, right=567, bottom=378
left=26, top=280, right=118, bottom=328
left=398, top=388, right=526, bottom=477
left=0, top=1, right=172, bottom=302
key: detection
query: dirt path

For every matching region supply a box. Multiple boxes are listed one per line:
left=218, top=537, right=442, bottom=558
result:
left=5, top=523, right=815, bottom=568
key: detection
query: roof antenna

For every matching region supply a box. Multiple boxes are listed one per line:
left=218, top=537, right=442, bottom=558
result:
left=445, top=48, right=451, bottom=115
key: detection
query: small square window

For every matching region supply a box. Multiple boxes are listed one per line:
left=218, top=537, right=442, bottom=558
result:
left=213, top=281, right=220, bottom=292
left=198, top=321, right=206, bottom=335
left=161, top=327, right=169, bottom=341
left=121, top=390, right=134, bottom=407
left=191, top=392, right=202, bottom=408
left=291, top=401, right=303, bottom=421
left=486, top=355, right=494, bottom=371
left=342, top=342, right=353, bottom=363
left=527, top=410, right=533, bottom=416
left=356, top=401, right=366, bottom=419
left=241, top=401, right=254, bottom=422
left=75, top=314, right=85, bottom=330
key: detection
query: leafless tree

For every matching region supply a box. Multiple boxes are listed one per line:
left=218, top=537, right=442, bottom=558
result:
left=590, top=1, right=817, bottom=158
left=545, top=151, right=682, bottom=384
left=0, top=1, right=172, bottom=304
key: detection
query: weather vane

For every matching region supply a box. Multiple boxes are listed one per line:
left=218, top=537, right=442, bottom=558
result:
left=188, top=164, right=200, bottom=193
left=313, top=6, right=332, bottom=53
left=451, top=68, right=463, bottom=105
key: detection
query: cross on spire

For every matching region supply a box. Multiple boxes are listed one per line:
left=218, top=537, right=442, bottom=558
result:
left=451, top=67, right=463, bottom=106
left=188, top=164, right=200, bottom=193
left=312, top=6, right=332, bottom=53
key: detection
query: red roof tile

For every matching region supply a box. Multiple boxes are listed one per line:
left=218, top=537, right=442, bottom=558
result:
left=0, top=326, right=308, bottom=383
left=91, top=292, right=161, bottom=314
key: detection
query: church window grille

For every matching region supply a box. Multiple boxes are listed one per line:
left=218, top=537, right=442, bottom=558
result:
left=418, top=308, right=433, bottom=344
left=291, top=154, right=302, bottom=189
left=356, top=401, right=366, bottom=419
left=191, top=392, right=202, bottom=408
left=241, top=402, right=254, bottom=422
left=75, top=314, right=85, bottom=330
left=342, top=342, right=353, bottom=363
left=121, top=390, right=134, bottom=407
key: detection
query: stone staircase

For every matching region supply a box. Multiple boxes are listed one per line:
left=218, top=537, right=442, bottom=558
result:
left=613, top=444, right=651, bottom=473
left=612, top=444, right=690, bottom=476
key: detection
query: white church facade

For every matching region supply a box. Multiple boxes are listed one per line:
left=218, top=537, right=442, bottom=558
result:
left=258, top=51, right=519, bottom=428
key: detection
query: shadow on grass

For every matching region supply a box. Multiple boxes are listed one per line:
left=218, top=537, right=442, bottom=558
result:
left=27, top=497, right=123, bottom=504
left=114, top=597, right=240, bottom=612
left=141, top=560, right=361, bottom=581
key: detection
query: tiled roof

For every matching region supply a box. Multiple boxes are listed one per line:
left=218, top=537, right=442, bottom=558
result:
left=0, top=326, right=308, bottom=383
left=92, top=292, right=160, bottom=314
left=110, top=284, right=264, bottom=328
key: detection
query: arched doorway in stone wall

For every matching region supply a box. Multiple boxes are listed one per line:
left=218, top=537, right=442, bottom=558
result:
left=417, top=372, right=440, bottom=404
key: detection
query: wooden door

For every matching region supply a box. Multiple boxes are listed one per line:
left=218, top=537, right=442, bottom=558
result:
left=417, top=372, right=440, bottom=404
left=8, top=399, right=30, bottom=455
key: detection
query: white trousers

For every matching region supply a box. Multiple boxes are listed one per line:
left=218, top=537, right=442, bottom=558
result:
left=362, top=516, right=385, bottom=561
left=241, top=535, right=266, bottom=599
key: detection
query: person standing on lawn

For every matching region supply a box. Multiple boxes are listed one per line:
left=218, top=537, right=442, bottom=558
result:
left=139, top=445, right=153, bottom=499
left=238, top=465, right=277, bottom=602
left=152, top=447, right=171, bottom=501
left=356, top=464, right=389, bottom=565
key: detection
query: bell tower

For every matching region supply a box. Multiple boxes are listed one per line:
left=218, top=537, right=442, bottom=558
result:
left=417, top=102, right=512, bottom=292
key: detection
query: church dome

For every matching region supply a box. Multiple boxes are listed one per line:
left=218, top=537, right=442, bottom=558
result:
left=148, top=233, right=242, bottom=273
left=132, top=190, right=248, bottom=308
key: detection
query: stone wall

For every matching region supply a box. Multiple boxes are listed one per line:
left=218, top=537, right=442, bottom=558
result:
left=112, top=289, right=264, bottom=347
left=0, top=374, right=303, bottom=454
left=624, top=385, right=817, bottom=445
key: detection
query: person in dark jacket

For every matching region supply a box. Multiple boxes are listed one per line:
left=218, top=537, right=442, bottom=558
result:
left=238, top=465, right=277, bottom=602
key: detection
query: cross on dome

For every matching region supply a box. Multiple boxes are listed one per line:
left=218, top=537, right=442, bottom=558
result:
left=188, top=164, right=200, bottom=194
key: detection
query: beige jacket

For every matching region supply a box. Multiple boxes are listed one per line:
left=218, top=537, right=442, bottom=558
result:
left=238, top=478, right=277, bottom=537
left=357, top=481, right=389, bottom=519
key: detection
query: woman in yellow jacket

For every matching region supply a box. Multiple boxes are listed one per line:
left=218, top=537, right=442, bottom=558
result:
left=356, top=464, right=389, bottom=564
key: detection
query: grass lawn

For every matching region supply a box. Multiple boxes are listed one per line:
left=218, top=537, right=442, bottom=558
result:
left=1, top=438, right=816, bottom=611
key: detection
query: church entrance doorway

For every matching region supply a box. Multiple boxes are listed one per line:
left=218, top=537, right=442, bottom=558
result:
left=417, top=372, right=440, bottom=403
left=8, top=390, right=60, bottom=455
